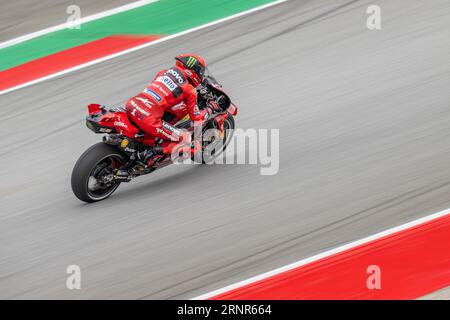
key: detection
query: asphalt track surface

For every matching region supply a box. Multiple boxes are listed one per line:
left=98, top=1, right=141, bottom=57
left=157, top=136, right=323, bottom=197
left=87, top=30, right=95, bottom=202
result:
left=0, top=0, right=131, bottom=42
left=1, top=0, right=450, bottom=299
left=420, top=286, right=450, bottom=300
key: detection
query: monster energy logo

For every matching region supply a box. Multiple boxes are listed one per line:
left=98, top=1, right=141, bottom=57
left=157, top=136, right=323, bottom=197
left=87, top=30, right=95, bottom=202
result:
left=186, top=56, right=197, bottom=68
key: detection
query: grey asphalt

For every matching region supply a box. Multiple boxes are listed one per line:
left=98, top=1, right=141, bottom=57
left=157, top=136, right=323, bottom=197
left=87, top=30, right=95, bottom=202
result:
left=0, top=0, right=132, bottom=42
left=419, top=286, right=449, bottom=300
left=1, top=0, right=450, bottom=299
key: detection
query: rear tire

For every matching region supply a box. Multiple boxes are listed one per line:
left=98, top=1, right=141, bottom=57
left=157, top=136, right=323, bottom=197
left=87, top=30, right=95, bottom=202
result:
left=71, top=142, right=126, bottom=203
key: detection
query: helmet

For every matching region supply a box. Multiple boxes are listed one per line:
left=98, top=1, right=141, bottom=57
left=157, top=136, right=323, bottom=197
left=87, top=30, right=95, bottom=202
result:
left=175, top=53, right=206, bottom=87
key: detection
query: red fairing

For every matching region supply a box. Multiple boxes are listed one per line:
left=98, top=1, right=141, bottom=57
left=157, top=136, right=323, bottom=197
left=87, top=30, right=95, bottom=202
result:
left=99, top=112, right=140, bottom=138
left=88, top=103, right=102, bottom=114
left=228, top=103, right=238, bottom=116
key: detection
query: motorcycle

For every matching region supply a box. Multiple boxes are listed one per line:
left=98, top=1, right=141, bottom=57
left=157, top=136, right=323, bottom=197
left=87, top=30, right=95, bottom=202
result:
left=71, top=73, right=237, bottom=203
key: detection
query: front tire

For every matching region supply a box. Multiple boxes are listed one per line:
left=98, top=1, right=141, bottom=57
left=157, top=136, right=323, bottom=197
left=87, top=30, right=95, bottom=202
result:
left=194, top=114, right=235, bottom=164
left=71, top=142, right=126, bottom=203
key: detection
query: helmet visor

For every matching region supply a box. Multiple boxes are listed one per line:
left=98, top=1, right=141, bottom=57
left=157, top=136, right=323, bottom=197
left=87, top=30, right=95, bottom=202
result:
left=194, top=63, right=205, bottom=80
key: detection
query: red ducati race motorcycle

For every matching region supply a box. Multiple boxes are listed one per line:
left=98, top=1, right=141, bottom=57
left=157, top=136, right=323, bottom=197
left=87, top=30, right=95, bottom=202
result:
left=71, top=73, right=237, bottom=203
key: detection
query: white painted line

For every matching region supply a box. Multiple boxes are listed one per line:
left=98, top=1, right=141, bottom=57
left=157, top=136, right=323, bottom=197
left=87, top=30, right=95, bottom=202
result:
left=191, top=207, right=450, bottom=300
left=0, top=0, right=290, bottom=96
left=0, top=0, right=159, bottom=50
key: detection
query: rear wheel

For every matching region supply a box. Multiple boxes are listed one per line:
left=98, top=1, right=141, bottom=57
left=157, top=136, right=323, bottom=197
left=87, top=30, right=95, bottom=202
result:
left=71, top=142, right=126, bottom=203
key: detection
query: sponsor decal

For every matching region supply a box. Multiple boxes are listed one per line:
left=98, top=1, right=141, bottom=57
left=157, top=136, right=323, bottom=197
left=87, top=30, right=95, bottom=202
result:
left=156, top=76, right=177, bottom=92
left=167, top=69, right=185, bottom=84
left=120, top=139, right=129, bottom=149
left=114, top=121, right=126, bottom=128
left=124, top=147, right=136, bottom=153
left=136, top=97, right=153, bottom=107
left=152, top=84, right=170, bottom=96
left=130, top=100, right=150, bottom=117
left=99, top=127, right=112, bottom=133
left=171, top=102, right=186, bottom=111
left=144, top=88, right=162, bottom=102
left=186, top=56, right=197, bottom=68
left=157, top=128, right=178, bottom=141
left=162, top=122, right=181, bottom=136
left=136, top=106, right=150, bottom=116
left=131, top=102, right=150, bottom=117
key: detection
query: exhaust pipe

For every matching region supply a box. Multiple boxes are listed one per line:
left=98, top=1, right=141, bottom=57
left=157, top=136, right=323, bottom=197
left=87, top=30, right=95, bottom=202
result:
left=103, top=135, right=122, bottom=145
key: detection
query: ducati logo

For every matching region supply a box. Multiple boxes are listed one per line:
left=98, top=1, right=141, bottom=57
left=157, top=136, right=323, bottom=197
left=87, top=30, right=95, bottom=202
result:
left=114, top=121, right=126, bottom=128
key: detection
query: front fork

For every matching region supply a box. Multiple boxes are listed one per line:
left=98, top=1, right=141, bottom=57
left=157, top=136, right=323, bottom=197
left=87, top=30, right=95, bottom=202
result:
left=212, top=113, right=228, bottom=140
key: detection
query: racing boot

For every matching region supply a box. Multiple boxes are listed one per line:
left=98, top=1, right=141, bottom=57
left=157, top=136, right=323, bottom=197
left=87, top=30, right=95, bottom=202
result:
left=137, top=146, right=163, bottom=167
left=160, top=131, right=200, bottom=160
left=114, top=146, right=163, bottom=179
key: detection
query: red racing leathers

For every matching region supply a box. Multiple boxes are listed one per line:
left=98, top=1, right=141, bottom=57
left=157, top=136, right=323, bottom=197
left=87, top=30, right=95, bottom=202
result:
left=125, top=66, right=207, bottom=154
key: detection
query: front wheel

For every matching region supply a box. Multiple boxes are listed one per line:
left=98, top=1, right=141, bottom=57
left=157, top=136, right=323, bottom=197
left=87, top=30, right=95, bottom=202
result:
left=194, top=114, right=235, bottom=164
left=71, top=142, right=126, bottom=203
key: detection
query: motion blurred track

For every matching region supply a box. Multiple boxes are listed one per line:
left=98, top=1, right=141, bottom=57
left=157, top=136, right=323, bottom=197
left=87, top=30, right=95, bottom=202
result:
left=0, top=0, right=132, bottom=42
left=1, top=0, right=450, bottom=299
